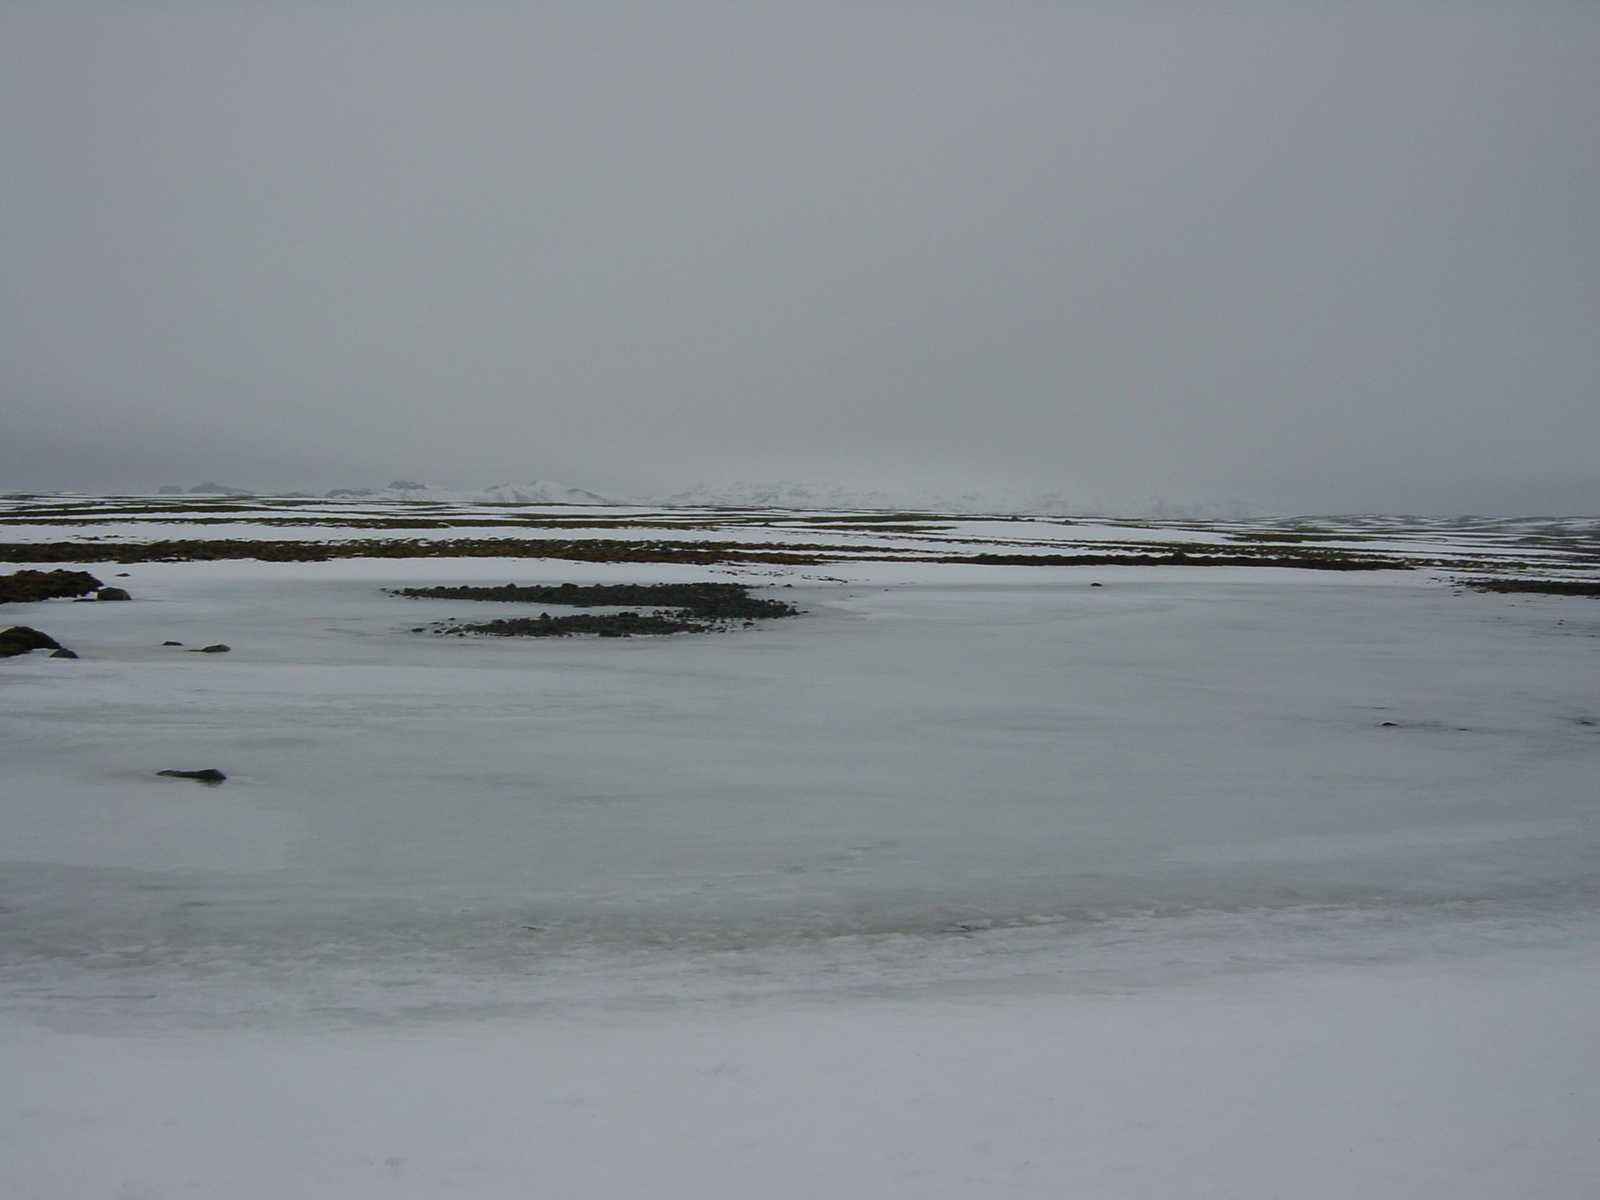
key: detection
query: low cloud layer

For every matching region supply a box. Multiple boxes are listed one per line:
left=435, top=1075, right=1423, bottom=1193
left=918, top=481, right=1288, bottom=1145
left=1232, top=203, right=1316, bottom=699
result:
left=3, top=3, right=1596, bottom=513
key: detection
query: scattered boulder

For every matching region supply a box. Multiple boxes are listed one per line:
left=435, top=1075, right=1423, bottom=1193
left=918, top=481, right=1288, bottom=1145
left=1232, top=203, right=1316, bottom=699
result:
left=49, top=648, right=79, bottom=658
left=0, top=569, right=103, bottom=604
left=1, top=626, right=63, bottom=657
left=163, top=640, right=184, bottom=646
left=194, top=644, right=230, bottom=653
left=157, top=768, right=226, bottom=785
left=96, top=587, right=132, bottom=601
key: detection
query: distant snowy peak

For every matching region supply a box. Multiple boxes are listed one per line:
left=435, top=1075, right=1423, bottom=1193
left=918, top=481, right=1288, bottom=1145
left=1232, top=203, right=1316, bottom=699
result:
left=646, top=480, right=1259, bottom=519
left=475, top=481, right=616, bottom=505
left=653, top=481, right=929, bottom=511
left=159, top=482, right=255, bottom=496
left=313, top=480, right=620, bottom=505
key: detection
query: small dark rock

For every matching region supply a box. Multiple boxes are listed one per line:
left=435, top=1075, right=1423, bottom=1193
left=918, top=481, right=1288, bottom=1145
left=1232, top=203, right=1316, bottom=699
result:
left=49, top=648, right=78, bottom=658
left=194, top=644, right=231, bottom=653
left=115, top=573, right=131, bottom=578
left=0, top=626, right=62, bottom=657
left=96, top=587, right=132, bottom=601
left=163, top=640, right=184, bottom=646
left=1380, top=721, right=1398, bottom=727
left=157, top=768, right=227, bottom=785
left=1090, top=582, right=1103, bottom=587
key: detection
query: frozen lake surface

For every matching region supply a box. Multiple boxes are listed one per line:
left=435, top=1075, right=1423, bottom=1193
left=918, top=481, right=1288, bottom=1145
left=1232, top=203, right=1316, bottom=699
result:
left=2, top=500, right=1597, bottom=1196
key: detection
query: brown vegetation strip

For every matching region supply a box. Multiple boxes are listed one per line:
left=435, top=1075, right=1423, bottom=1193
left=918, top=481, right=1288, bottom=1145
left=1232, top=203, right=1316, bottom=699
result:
left=3, top=539, right=1409, bottom=571
left=933, top=552, right=1406, bottom=571
left=1458, top=578, right=1600, bottom=597
left=0, top=539, right=825, bottom=566
left=394, top=582, right=799, bottom=620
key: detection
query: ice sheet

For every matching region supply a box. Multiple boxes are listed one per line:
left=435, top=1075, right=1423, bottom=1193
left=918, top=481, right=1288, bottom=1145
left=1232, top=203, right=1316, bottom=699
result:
left=2, top=549, right=1596, bottom=1018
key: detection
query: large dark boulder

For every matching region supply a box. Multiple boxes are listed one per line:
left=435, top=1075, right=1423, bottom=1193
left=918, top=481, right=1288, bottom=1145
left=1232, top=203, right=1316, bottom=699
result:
left=0, top=627, right=62, bottom=657
left=0, top=569, right=103, bottom=604
left=96, top=587, right=132, bottom=601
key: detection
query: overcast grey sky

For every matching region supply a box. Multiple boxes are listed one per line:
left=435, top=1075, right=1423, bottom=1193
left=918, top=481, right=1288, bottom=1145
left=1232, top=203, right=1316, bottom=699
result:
left=2, top=2, right=1596, bottom=512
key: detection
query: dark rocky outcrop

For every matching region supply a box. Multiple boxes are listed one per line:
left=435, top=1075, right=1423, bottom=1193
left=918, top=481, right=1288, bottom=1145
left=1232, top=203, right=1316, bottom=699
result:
left=0, top=626, right=62, bottom=657
left=0, top=569, right=103, bottom=604
left=157, top=768, right=226, bottom=785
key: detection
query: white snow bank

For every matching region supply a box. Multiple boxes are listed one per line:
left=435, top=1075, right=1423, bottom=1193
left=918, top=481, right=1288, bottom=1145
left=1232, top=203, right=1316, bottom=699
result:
left=3, top=946, right=1596, bottom=1200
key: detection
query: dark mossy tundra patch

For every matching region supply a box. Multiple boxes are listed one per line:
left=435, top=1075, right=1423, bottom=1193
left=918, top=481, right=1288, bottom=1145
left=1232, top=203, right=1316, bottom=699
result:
left=404, top=581, right=801, bottom=639
left=393, top=581, right=799, bottom=620
left=1457, top=578, right=1600, bottom=597
left=439, top=611, right=714, bottom=638
left=2, top=538, right=824, bottom=566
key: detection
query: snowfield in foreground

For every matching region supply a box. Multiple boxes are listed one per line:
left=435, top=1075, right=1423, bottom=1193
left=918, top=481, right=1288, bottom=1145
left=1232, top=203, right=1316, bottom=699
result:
left=1, top=501, right=1596, bottom=1198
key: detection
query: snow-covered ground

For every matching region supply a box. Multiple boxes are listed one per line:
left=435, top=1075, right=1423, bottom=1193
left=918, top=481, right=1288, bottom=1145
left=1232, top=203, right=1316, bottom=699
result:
left=1, top=505, right=1597, bottom=1197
